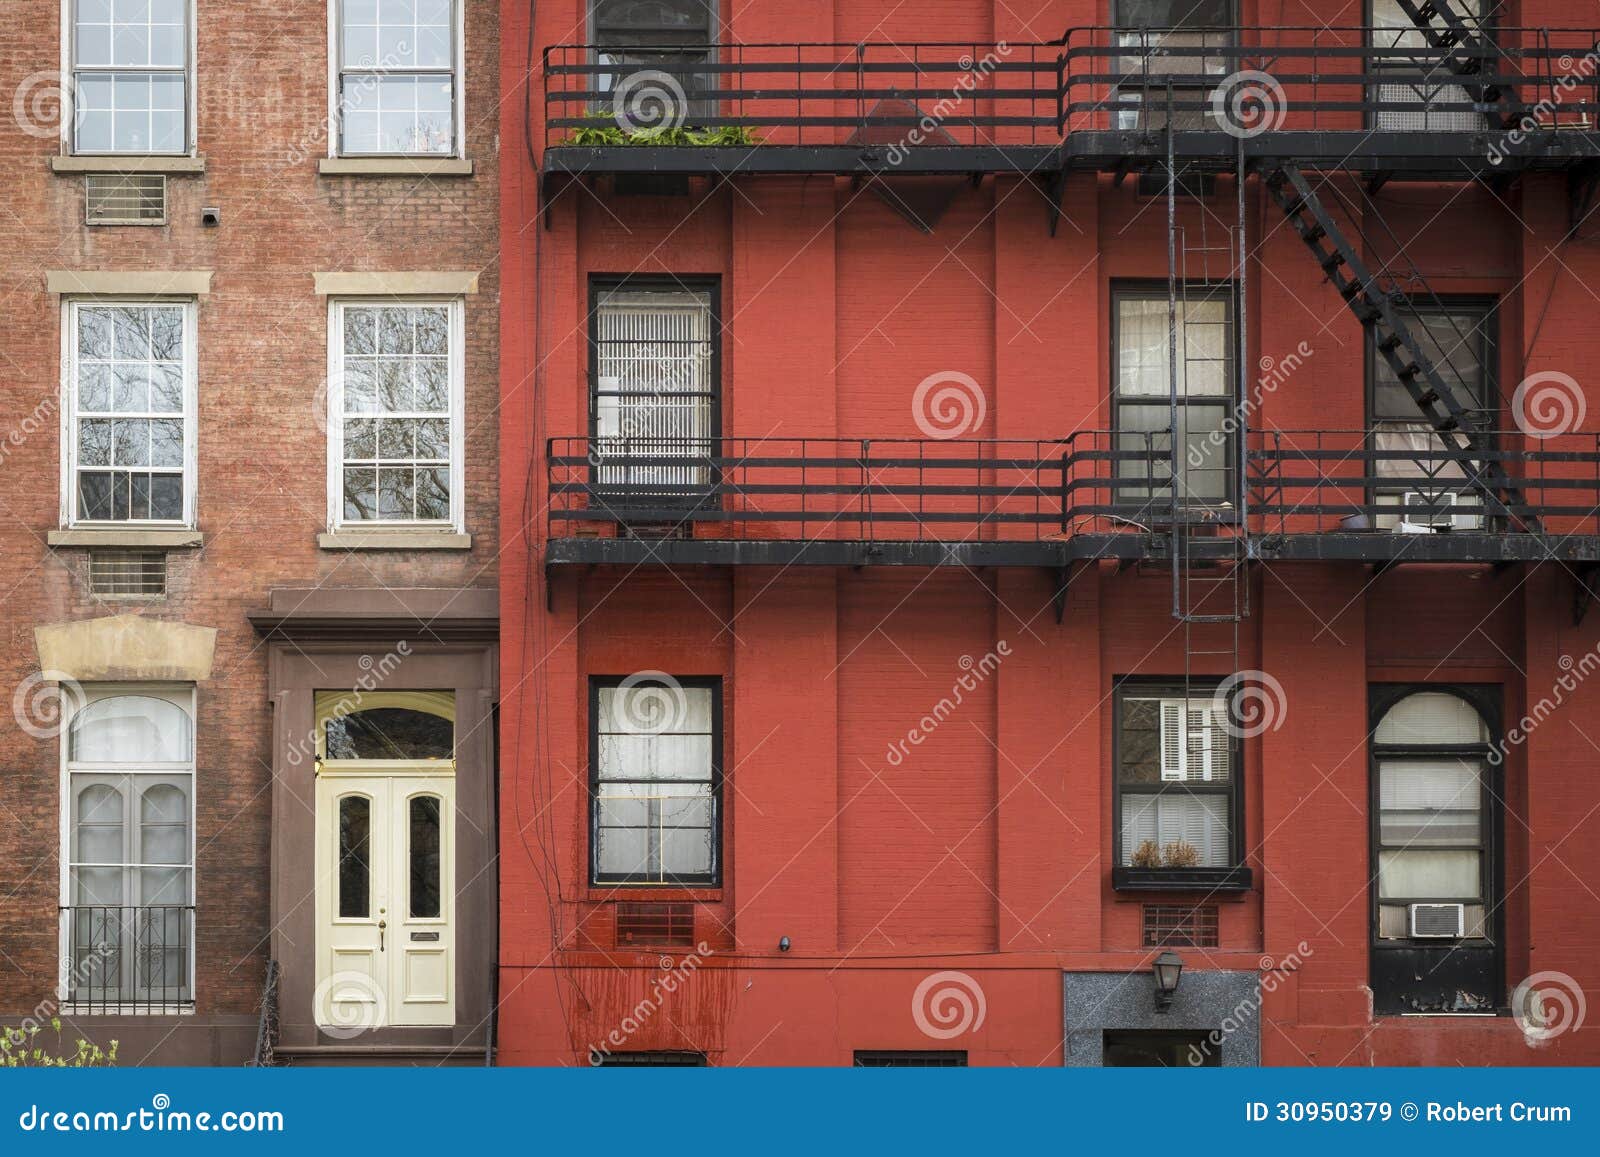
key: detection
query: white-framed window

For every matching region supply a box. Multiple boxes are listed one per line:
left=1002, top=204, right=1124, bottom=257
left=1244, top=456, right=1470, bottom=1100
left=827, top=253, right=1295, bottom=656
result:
left=326, top=299, right=465, bottom=530
left=60, top=685, right=196, bottom=1012
left=331, top=0, right=464, bottom=157
left=62, top=299, right=198, bottom=527
left=67, top=0, right=194, bottom=155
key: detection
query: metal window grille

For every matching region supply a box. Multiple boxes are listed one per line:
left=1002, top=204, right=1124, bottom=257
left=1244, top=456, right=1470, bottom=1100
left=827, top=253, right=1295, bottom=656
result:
left=88, top=551, right=167, bottom=596
left=85, top=174, right=167, bottom=225
left=615, top=901, right=695, bottom=948
left=1142, top=904, right=1221, bottom=948
left=854, top=1051, right=969, bottom=1067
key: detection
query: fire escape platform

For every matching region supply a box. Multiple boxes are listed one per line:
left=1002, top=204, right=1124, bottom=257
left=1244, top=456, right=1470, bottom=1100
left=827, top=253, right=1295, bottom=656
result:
left=542, top=144, right=1062, bottom=177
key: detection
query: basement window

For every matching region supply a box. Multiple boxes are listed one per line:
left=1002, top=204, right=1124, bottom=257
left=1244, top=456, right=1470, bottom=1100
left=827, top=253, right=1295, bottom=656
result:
left=854, top=1051, right=968, bottom=1067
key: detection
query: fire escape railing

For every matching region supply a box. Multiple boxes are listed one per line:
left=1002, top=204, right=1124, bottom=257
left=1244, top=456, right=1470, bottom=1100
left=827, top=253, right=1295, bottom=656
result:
left=541, top=28, right=1600, bottom=156
left=547, top=432, right=1600, bottom=547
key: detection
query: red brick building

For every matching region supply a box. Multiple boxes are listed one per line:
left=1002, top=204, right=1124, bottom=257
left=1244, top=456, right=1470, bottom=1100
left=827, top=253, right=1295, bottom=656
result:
left=500, top=0, right=1600, bottom=1066
left=1, top=1, right=500, bottom=1065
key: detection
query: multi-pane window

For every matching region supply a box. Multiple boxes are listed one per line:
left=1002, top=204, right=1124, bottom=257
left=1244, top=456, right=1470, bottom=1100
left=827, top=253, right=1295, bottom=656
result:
left=590, top=282, right=717, bottom=495
left=1368, top=301, right=1494, bottom=529
left=1372, top=691, right=1491, bottom=940
left=336, top=0, right=459, bottom=155
left=1115, top=683, right=1240, bottom=873
left=330, top=301, right=462, bottom=528
left=591, top=677, right=720, bottom=886
left=64, top=688, right=195, bottom=1010
left=71, top=0, right=190, bottom=154
left=67, top=301, right=194, bottom=525
left=592, top=0, right=716, bottom=109
left=1113, top=286, right=1236, bottom=507
left=1112, top=1, right=1234, bottom=130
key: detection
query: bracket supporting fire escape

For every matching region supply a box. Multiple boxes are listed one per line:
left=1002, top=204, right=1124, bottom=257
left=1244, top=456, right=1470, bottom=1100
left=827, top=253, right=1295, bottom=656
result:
left=1263, top=162, right=1538, bottom=534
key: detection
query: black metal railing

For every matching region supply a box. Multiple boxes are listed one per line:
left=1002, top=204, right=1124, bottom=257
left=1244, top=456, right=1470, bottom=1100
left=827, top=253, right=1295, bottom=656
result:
left=540, top=28, right=1600, bottom=156
left=61, top=905, right=194, bottom=1014
left=548, top=431, right=1600, bottom=546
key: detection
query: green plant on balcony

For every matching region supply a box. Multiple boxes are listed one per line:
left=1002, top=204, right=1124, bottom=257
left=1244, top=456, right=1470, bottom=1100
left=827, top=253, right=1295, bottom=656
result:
left=1, top=1019, right=119, bottom=1067
left=561, top=116, right=762, bottom=147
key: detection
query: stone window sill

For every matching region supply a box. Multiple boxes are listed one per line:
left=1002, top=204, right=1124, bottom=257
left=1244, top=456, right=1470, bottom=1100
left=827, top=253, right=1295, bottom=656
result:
left=318, top=530, right=472, bottom=551
left=51, top=155, right=205, bottom=174
left=317, top=157, right=473, bottom=177
left=48, top=528, right=202, bottom=548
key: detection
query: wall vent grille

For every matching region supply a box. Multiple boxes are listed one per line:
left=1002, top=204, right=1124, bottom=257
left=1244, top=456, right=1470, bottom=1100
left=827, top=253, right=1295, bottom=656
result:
left=88, top=551, right=166, bottom=597
left=1142, top=904, right=1220, bottom=948
left=615, top=901, right=695, bottom=948
left=85, top=174, right=166, bottom=225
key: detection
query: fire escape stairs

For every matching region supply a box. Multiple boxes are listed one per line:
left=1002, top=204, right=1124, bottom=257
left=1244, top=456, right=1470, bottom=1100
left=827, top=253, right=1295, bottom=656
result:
left=1262, top=162, right=1541, bottom=536
left=1392, top=0, right=1518, bottom=128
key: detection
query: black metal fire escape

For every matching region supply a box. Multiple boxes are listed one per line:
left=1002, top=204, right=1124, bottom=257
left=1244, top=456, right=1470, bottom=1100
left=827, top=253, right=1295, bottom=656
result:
left=1392, top=0, right=1515, bottom=127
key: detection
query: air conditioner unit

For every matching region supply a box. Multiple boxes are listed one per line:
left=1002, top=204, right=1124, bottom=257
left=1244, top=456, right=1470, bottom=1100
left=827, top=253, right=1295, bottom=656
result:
left=1409, top=902, right=1466, bottom=939
left=1394, top=490, right=1478, bottom=533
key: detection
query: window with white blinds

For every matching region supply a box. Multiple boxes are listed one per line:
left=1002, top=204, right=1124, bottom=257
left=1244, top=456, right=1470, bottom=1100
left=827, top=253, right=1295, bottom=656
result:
left=1116, top=687, right=1239, bottom=871
left=591, top=283, right=717, bottom=495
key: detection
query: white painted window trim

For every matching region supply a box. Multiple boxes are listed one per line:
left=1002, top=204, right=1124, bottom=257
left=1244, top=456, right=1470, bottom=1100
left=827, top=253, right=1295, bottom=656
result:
left=60, top=298, right=200, bottom=530
left=57, top=683, right=198, bottom=1012
left=326, top=0, right=467, bottom=160
left=325, top=296, right=467, bottom=534
left=59, top=0, right=199, bottom=157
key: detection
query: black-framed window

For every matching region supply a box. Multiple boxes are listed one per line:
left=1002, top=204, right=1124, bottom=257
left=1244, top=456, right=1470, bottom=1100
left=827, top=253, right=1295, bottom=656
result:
left=853, top=1051, right=968, bottom=1067
left=1103, top=1030, right=1218, bottom=1067
left=1367, top=0, right=1491, bottom=132
left=1111, top=1, right=1236, bottom=130
left=589, top=278, right=719, bottom=498
left=1369, top=685, right=1502, bottom=1014
left=591, top=0, right=717, bottom=116
left=1366, top=298, right=1496, bottom=530
left=1113, top=680, right=1246, bottom=888
left=1112, top=283, right=1237, bottom=510
left=590, top=675, right=721, bottom=886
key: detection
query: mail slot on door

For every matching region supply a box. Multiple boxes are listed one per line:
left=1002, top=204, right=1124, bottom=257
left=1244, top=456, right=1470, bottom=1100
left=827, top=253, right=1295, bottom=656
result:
left=411, top=932, right=441, bottom=942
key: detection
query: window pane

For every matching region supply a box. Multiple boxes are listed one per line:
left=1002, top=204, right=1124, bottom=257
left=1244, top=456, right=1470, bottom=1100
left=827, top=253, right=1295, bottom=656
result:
left=1115, top=295, right=1232, bottom=399
left=338, top=796, right=371, bottom=919
left=325, top=707, right=453, bottom=760
left=341, top=75, right=454, bottom=155
left=1115, top=0, right=1232, bottom=27
left=75, top=783, right=126, bottom=864
left=409, top=796, right=442, bottom=918
left=1120, top=791, right=1230, bottom=867
left=1378, top=849, right=1481, bottom=899
left=71, top=695, right=192, bottom=762
left=139, top=783, right=188, bottom=865
left=1375, top=692, right=1489, bottom=745
left=1373, top=310, right=1488, bottom=418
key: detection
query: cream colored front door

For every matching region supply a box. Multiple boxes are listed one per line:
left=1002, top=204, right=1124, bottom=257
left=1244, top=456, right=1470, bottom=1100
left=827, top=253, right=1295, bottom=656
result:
left=314, top=770, right=455, bottom=1029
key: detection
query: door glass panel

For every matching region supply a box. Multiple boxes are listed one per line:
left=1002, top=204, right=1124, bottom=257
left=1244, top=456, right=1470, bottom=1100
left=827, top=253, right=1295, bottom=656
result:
left=338, top=795, right=372, bottom=918
left=409, top=795, right=441, bottom=919
left=325, top=707, right=453, bottom=760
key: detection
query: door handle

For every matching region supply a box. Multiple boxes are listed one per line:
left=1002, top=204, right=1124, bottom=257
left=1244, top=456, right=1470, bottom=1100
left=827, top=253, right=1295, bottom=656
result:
left=378, top=919, right=387, bottom=951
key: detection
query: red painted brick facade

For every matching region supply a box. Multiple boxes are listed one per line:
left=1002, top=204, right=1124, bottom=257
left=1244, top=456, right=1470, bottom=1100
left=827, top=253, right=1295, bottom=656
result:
left=500, top=1, right=1600, bottom=1066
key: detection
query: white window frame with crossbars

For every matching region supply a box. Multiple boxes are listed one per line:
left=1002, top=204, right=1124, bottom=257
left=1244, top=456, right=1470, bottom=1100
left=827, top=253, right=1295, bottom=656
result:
left=327, top=0, right=466, bottom=158
left=61, top=0, right=198, bottom=157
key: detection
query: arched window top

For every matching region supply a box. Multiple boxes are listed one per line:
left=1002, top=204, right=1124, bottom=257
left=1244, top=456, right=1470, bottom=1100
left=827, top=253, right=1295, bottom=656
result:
left=1375, top=691, right=1489, bottom=746
left=317, top=691, right=454, bottom=761
left=70, top=693, right=193, bottom=763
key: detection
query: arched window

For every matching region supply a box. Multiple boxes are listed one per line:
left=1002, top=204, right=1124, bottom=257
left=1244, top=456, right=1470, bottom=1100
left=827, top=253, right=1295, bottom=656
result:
left=64, top=687, right=195, bottom=1011
left=1372, top=690, right=1492, bottom=941
left=317, top=691, right=455, bottom=762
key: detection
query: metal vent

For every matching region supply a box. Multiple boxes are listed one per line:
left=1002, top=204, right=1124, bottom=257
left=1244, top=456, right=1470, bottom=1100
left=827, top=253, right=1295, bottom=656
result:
left=593, top=1051, right=706, bottom=1067
left=1409, top=902, right=1466, bottom=939
left=854, top=1051, right=968, bottom=1067
left=615, top=901, right=695, bottom=948
left=85, top=174, right=166, bottom=225
left=1143, top=904, right=1220, bottom=948
left=88, top=551, right=166, bottom=597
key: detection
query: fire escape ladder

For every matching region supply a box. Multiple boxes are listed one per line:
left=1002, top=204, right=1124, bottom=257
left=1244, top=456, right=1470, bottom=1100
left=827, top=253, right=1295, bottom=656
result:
left=1391, top=0, right=1516, bottom=127
left=1262, top=162, right=1539, bottom=534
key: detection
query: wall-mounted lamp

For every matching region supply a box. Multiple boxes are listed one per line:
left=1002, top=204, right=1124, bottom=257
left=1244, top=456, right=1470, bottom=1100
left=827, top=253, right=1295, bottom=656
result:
left=1152, top=950, right=1184, bottom=1013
